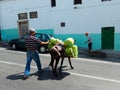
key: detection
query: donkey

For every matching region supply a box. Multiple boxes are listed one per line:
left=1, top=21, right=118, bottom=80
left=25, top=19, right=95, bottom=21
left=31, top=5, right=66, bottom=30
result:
left=49, top=43, right=74, bottom=77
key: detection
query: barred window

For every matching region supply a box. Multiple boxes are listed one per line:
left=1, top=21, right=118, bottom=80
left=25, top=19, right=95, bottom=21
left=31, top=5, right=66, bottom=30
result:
left=51, top=0, right=56, bottom=7
left=29, top=11, right=38, bottom=19
left=18, top=13, right=28, bottom=20
left=61, top=22, right=65, bottom=27
left=101, top=0, right=111, bottom=2
left=74, top=0, right=82, bottom=5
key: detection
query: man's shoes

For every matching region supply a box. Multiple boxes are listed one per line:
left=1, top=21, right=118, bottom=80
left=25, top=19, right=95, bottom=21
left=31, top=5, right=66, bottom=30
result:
left=22, top=75, right=30, bottom=80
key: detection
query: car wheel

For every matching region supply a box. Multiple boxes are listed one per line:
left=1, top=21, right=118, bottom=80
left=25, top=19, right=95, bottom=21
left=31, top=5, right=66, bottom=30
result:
left=39, top=46, right=46, bottom=53
left=11, top=43, right=17, bottom=50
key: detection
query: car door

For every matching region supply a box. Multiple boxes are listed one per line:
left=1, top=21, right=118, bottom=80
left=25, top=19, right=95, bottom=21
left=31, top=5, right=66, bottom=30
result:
left=18, top=34, right=29, bottom=48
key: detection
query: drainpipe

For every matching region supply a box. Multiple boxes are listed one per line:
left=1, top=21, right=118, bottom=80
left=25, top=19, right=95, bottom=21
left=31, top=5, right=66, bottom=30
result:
left=0, top=2, right=1, bottom=41
left=0, top=1, right=3, bottom=41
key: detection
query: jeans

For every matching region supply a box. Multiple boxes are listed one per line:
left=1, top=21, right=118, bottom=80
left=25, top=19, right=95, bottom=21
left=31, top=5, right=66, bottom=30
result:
left=88, top=42, right=92, bottom=51
left=24, top=51, right=42, bottom=76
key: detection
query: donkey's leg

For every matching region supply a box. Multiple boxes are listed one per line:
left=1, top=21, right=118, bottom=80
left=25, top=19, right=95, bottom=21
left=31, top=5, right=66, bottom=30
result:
left=54, top=57, right=60, bottom=77
left=50, top=57, right=55, bottom=75
left=48, top=56, right=53, bottom=67
left=68, top=57, right=74, bottom=69
left=59, top=56, right=64, bottom=73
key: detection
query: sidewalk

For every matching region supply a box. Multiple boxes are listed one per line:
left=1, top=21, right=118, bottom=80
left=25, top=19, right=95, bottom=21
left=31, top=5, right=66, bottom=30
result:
left=78, top=47, right=120, bottom=59
left=103, top=50, right=120, bottom=58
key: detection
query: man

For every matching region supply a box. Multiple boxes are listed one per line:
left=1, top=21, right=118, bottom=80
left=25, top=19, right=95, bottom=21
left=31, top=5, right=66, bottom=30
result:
left=85, top=32, right=92, bottom=51
left=23, top=28, right=49, bottom=80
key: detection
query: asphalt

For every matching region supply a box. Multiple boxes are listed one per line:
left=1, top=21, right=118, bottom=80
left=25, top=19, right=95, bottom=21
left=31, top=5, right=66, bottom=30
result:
left=0, top=40, right=120, bottom=60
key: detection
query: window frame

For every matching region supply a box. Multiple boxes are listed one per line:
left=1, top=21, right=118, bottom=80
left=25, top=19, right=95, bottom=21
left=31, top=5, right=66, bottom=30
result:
left=101, top=0, right=111, bottom=2
left=18, top=13, right=28, bottom=20
left=51, top=0, right=56, bottom=7
left=60, top=22, right=65, bottom=27
left=74, top=0, right=82, bottom=5
left=29, top=11, right=38, bottom=19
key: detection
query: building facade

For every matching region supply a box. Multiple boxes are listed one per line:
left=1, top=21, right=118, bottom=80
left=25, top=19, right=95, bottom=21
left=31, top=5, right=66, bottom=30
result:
left=0, top=0, right=120, bottom=51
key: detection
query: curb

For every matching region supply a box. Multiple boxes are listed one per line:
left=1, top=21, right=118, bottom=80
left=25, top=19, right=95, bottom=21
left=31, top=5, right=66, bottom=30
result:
left=103, top=50, right=120, bottom=58
left=78, top=48, right=120, bottom=59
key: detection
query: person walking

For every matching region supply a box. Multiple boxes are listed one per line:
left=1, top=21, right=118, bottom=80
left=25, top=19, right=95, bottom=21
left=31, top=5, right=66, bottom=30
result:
left=85, top=32, right=92, bottom=51
left=23, top=28, right=49, bottom=80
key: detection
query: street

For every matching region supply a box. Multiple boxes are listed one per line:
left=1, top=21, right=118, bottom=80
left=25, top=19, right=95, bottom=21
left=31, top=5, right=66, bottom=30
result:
left=0, top=47, right=120, bottom=90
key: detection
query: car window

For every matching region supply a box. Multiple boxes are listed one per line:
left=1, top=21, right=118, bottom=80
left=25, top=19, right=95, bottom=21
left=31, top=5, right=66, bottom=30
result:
left=35, top=34, right=42, bottom=39
left=41, top=34, right=47, bottom=41
left=22, top=34, right=30, bottom=39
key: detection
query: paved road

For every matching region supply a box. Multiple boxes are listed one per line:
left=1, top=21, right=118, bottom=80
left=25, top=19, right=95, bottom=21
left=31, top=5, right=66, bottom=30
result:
left=0, top=47, right=120, bottom=90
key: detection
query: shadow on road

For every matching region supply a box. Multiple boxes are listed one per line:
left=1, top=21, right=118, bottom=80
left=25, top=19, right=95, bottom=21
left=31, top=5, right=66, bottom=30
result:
left=37, top=66, right=70, bottom=80
left=6, top=67, right=70, bottom=81
left=6, top=72, right=24, bottom=80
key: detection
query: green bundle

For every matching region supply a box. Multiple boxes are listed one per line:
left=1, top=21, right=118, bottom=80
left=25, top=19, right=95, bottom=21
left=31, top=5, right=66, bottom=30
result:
left=49, top=37, right=57, bottom=45
left=65, top=47, right=74, bottom=57
left=48, top=37, right=78, bottom=58
left=64, top=38, right=74, bottom=48
left=48, top=37, right=63, bottom=49
left=72, top=45, right=78, bottom=58
left=64, top=37, right=78, bottom=58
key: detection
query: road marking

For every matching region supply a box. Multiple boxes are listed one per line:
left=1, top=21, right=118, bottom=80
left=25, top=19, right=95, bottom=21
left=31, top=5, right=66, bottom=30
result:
left=69, top=72, right=120, bottom=83
left=0, top=60, right=120, bottom=83
left=0, top=60, right=36, bottom=68
left=77, top=58, right=120, bottom=66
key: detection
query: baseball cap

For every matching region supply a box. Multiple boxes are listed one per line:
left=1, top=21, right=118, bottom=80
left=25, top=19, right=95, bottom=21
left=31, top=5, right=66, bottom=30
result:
left=29, top=28, right=36, bottom=33
left=85, top=32, right=88, bottom=35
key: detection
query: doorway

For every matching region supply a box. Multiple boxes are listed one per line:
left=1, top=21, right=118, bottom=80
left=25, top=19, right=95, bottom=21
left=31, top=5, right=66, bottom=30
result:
left=18, top=20, right=29, bottom=37
left=101, top=27, right=114, bottom=49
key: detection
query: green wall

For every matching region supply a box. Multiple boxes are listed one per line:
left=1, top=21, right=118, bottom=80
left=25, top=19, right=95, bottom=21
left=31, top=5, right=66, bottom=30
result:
left=1, top=28, right=54, bottom=41
left=55, top=33, right=120, bottom=51
left=55, top=33, right=101, bottom=50
left=1, top=28, right=19, bottom=41
left=1, top=28, right=120, bottom=51
left=114, top=33, right=120, bottom=51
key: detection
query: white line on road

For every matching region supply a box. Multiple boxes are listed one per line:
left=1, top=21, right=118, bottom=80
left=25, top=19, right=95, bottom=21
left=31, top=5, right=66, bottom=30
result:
left=69, top=72, right=120, bottom=83
left=0, top=60, right=120, bottom=83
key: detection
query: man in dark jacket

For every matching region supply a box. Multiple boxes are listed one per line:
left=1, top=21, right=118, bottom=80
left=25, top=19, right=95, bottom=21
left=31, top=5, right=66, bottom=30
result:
left=85, top=32, right=92, bottom=51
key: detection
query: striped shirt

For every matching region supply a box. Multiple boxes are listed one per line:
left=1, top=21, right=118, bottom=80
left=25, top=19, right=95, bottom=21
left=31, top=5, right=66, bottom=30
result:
left=25, top=36, right=41, bottom=51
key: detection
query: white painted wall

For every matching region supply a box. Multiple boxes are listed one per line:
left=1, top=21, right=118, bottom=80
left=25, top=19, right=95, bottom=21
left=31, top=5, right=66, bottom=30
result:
left=0, top=0, right=120, bottom=34
left=0, top=0, right=50, bottom=29
left=0, top=2, right=2, bottom=28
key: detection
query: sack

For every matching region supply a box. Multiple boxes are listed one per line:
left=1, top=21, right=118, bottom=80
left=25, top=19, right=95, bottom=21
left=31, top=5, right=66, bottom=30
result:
left=50, top=44, right=64, bottom=58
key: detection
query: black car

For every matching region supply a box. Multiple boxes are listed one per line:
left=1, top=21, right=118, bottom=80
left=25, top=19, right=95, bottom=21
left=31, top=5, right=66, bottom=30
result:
left=8, top=33, right=51, bottom=53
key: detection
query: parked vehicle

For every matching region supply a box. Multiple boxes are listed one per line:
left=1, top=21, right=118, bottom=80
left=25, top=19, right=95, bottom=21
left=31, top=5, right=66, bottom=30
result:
left=8, top=33, right=51, bottom=53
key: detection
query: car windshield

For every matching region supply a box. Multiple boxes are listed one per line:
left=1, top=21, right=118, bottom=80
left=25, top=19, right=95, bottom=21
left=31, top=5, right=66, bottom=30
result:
left=36, top=33, right=50, bottom=42
left=20, top=33, right=51, bottom=41
left=22, top=33, right=30, bottom=39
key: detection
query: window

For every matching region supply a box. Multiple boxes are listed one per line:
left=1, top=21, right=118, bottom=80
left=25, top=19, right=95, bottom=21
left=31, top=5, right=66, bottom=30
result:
left=61, top=22, right=65, bottom=27
left=51, top=0, right=56, bottom=7
left=18, top=13, right=28, bottom=20
left=29, top=11, right=38, bottom=19
left=101, top=0, right=111, bottom=2
left=74, top=0, right=82, bottom=5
